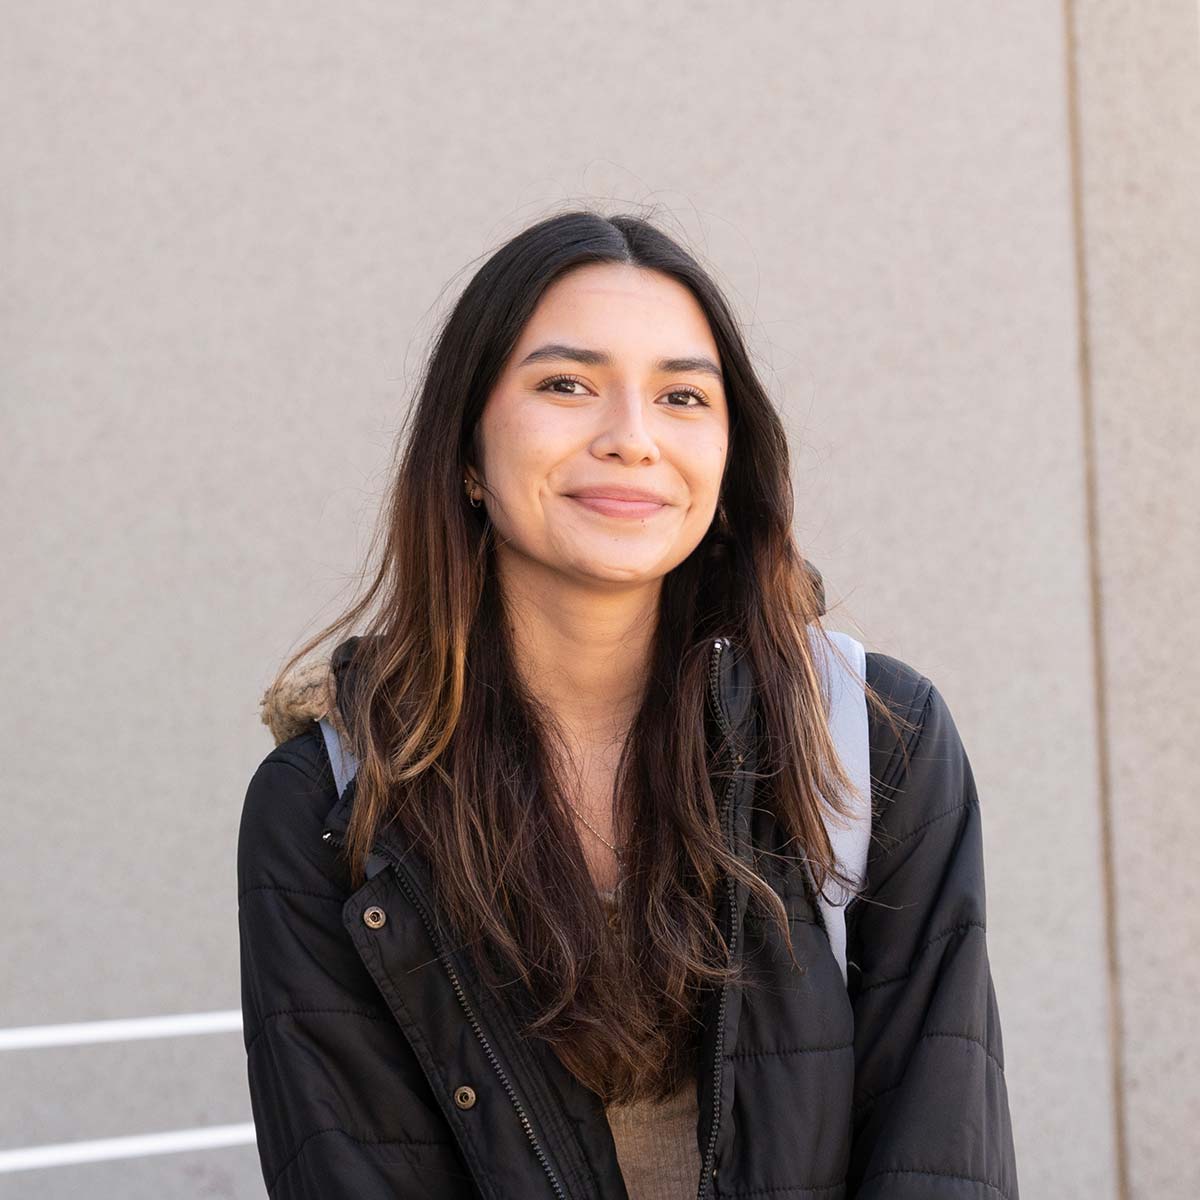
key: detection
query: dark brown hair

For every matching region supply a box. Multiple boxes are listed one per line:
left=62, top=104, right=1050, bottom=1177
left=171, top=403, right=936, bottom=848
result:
left=266, top=208, right=913, bottom=1105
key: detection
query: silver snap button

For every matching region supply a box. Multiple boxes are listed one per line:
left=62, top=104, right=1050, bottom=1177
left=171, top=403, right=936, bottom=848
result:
left=453, top=1085, right=476, bottom=1109
left=362, top=905, right=387, bottom=929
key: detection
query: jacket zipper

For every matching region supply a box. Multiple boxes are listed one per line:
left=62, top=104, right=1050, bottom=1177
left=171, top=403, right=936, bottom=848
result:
left=322, top=826, right=570, bottom=1200
left=699, top=635, right=741, bottom=1200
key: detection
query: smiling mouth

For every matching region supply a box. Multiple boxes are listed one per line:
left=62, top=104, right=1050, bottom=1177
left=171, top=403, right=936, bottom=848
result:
left=567, top=495, right=668, bottom=518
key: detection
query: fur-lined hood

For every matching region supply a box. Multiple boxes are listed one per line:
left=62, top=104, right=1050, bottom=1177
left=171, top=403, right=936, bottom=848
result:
left=259, top=637, right=362, bottom=748
left=258, top=561, right=827, bottom=749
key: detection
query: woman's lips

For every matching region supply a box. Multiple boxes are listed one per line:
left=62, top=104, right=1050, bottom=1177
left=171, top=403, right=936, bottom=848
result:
left=568, top=495, right=667, bottom=518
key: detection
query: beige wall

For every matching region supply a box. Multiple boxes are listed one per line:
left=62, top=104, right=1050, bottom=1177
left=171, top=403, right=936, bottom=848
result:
left=1066, top=1, right=1200, bottom=1193
left=2, top=3, right=1196, bottom=1197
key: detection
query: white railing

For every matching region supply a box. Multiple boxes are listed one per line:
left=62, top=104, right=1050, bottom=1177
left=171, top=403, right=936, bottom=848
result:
left=0, top=1011, right=254, bottom=1175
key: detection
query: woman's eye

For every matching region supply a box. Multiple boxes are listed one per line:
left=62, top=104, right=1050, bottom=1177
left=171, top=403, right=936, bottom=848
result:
left=536, top=374, right=710, bottom=408
left=537, top=374, right=587, bottom=395
left=663, top=388, right=710, bottom=409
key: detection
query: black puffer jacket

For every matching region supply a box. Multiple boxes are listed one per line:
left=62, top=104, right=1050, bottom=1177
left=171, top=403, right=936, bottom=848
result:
left=238, top=635, right=1019, bottom=1199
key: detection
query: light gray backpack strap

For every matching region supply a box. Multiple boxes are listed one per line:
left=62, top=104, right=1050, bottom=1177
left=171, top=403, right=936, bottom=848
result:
left=805, top=627, right=872, bottom=986
left=318, top=716, right=395, bottom=881
left=318, top=716, right=360, bottom=799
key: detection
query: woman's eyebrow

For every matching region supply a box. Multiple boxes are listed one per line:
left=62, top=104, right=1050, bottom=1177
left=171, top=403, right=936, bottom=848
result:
left=517, top=343, right=723, bottom=380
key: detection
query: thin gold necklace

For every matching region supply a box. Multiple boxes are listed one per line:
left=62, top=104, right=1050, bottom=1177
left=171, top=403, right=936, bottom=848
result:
left=567, top=800, right=627, bottom=858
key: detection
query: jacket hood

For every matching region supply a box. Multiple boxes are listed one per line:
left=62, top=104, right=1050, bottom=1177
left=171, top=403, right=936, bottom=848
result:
left=258, top=560, right=827, bottom=748
left=259, top=636, right=364, bottom=748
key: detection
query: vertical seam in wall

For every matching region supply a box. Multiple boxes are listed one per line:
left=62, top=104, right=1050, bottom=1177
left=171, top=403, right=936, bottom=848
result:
left=1061, top=2, right=1130, bottom=1197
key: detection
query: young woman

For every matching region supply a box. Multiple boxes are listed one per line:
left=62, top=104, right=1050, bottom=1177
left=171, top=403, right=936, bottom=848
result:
left=241, top=210, right=1019, bottom=1200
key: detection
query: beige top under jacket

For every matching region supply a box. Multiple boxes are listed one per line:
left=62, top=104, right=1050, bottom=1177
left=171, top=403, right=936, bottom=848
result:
left=597, top=887, right=701, bottom=1199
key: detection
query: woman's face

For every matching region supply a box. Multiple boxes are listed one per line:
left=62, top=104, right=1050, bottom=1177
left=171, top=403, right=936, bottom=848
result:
left=472, top=263, right=730, bottom=590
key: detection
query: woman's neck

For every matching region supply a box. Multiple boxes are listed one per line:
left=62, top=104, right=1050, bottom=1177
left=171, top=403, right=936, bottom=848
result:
left=499, top=563, right=659, bottom=739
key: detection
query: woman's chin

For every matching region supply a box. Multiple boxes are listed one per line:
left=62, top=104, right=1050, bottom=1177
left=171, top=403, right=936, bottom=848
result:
left=567, top=549, right=684, bottom=585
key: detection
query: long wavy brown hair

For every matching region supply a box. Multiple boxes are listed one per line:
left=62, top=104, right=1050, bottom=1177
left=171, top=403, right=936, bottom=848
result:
left=263, top=208, right=912, bottom=1106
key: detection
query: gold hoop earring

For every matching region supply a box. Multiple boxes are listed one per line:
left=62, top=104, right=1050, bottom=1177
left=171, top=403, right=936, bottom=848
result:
left=464, top=477, right=483, bottom=508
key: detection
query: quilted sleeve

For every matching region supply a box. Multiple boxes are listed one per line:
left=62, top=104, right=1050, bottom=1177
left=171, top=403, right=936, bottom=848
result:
left=845, top=676, right=1020, bottom=1199
left=237, top=747, right=473, bottom=1198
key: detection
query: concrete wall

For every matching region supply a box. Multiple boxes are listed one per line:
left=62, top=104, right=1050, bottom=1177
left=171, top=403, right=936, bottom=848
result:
left=2, top=3, right=1196, bottom=1196
left=1064, top=2, right=1200, bottom=1193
